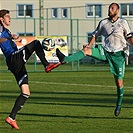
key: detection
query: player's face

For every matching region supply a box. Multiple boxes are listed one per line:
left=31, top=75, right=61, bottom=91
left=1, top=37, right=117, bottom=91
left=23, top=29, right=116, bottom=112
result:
left=1, top=13, right=11, bottom=27
left=108, top=4, right=119, bottom=18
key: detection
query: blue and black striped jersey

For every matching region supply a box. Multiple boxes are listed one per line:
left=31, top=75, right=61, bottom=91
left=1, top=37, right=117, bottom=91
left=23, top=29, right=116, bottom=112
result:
left=0, top=25, right=18, bottom=58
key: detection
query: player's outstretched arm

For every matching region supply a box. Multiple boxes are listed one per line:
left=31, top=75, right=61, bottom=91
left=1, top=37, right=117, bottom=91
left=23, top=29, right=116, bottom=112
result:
left=87, top=36, right=96, bottom=47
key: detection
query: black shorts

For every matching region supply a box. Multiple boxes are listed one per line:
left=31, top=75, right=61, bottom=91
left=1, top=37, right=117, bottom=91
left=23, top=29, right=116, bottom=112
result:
left=6, top=40, right=38, bottom=87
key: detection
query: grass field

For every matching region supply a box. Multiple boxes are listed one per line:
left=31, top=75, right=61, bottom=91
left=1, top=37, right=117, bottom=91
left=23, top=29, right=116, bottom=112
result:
left=0, top=68, right=133, bottom=133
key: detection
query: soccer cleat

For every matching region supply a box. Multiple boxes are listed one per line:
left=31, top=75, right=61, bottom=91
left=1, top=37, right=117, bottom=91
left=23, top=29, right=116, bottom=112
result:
left=114, top=106, right=121, bottom=116
left=56, top=48, right=66, bottom=64
left=45, top=62, right=61, bottom=73
left=6, top=117, right=19, bottom=129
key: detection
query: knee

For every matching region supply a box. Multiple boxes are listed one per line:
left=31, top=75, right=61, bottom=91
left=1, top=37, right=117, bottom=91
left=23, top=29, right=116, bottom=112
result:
left=23, top=88, right=30, bottom=96
left=115, top=79, right=123, bottom=88
left=83, top=47, right=92, bottom=56
left=34, top=40, right=42, bottom=50
left=21, top=84, right=31, bottom=96
left=25, top=91, right=30, bottom=96
left=117, top=83, right=123, bottom=89
left=22, top=93, right=30, bottom=98
left=34, top=40, right=40, bottom=44
left=34, top=40, right=42, bottom=46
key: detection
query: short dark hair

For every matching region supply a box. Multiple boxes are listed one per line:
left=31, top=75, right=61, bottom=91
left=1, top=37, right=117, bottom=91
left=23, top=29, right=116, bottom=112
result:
left=109, top=3, right=120, bottom=9
left=0, top=9, right=10, bottom=17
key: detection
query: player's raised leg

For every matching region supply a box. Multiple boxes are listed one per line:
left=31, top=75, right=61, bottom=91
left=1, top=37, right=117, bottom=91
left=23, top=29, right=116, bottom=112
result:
left=56, top=48, right=86, bottom=64
left=25, top=40, right=60, bottom=73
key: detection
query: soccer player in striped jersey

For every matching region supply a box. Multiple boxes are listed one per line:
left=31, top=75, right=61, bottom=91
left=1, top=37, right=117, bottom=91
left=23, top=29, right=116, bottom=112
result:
left=0, top=9, right=60, bottom=129
left=56, top=3, right=133, bottom=116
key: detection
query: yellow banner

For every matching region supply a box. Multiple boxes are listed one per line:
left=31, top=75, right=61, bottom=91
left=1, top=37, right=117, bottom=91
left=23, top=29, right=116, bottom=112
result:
left=36, top=36, right=68, bottom=63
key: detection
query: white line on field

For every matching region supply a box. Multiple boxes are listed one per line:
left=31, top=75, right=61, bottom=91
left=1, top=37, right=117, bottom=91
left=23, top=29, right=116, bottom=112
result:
left=0, top=79, right=133, bottom=90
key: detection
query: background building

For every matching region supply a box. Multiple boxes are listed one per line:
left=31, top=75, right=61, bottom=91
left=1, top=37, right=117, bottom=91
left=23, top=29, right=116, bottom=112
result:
left=0, top=0, right=133, bottom=53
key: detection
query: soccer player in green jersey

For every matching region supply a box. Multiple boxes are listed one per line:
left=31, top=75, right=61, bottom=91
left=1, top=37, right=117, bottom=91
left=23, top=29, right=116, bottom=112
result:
left=56, top=3, right=133, bottom=116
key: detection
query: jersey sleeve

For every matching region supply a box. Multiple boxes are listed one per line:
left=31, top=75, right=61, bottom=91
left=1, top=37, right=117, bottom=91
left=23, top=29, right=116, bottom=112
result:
left=123, top=19, right=132, bottom=40
left=92, top=20, right=103, bottom=37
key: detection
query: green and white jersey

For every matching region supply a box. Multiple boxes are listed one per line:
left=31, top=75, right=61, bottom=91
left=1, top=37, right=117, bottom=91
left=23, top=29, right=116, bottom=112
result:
left=92, top=17, right=132, bottom=54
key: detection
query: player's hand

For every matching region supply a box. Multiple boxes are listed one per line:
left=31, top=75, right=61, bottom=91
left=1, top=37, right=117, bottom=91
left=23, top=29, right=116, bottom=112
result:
left=83, top=44, right=87, bottom=48
left=12, top=34, right=22, bottom=42
left=12, top=34, right=19, bottom=39
left=16, top=37, right=22, bottom=42
left=83, top=44, right=90, bottom=49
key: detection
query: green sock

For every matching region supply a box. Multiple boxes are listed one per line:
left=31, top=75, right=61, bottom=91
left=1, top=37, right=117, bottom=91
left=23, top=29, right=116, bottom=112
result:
left=116, top=86, right=124, bottom=106
left=64, top=50, right=85, bottom=63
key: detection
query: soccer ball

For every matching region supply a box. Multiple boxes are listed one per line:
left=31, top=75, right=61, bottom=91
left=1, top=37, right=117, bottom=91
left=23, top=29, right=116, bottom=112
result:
left=42, top=38, right=55, bottom=51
